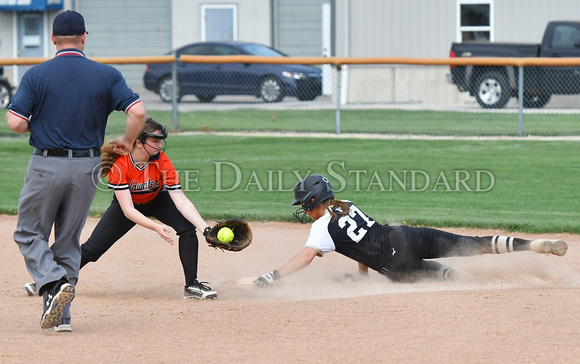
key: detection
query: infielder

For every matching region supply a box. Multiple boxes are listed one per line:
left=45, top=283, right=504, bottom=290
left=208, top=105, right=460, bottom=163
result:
left=255, top=175, right=568, bottom=286
left=27, top=118, right=216, bottom=302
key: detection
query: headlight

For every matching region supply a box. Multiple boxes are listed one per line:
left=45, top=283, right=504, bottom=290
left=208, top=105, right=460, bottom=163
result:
left=282, top=71, right=305, bottom=79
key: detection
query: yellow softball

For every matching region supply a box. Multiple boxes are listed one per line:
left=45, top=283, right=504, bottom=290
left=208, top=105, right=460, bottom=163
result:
left=217, top=227, right=234, bottom=243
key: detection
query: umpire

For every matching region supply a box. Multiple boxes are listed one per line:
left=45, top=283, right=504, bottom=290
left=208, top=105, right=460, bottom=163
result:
left=5, top=10, right=146, bottom=331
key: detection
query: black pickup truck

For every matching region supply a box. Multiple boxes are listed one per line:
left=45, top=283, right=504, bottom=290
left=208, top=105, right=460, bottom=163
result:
left=0, top=66, right=12, bottom=109
left=448, top=21, right=580, bottom=108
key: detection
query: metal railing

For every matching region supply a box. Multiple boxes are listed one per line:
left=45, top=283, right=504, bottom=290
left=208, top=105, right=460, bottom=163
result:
left=2, top=56, right=580, bottom=137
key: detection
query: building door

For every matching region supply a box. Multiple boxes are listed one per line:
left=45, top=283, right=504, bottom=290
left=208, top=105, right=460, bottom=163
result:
left=201, top=4, right=237, bottom=41
left=16, top=12, right=44, bottom=83
left=276, top=0, right=324, bottom=56
left=276, top=0, right=331, bottom=94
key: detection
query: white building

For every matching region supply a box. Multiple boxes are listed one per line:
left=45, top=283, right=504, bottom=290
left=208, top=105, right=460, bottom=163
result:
left=2, top=0, right=580, bottom=101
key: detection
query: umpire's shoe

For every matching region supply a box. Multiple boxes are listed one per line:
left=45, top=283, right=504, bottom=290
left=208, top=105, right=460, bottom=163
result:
left=184, top=280, right=217, bottom=300
left=40, top=282, right=75, bottom=329
left=53, top=318, right=72, bottom=333
left=24, top=282, right=37, bottom=296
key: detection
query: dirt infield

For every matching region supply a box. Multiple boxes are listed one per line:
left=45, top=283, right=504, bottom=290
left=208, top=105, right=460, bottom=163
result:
left=1, top=215, right=579, bottom=363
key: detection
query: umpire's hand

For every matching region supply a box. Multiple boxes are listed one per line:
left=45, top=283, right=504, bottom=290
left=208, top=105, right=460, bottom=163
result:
left=109, top=135, right=134, bottom=155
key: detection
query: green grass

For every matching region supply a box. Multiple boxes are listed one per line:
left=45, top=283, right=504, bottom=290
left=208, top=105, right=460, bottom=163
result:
left=165, top=109, right=580, bottom=136
left=3, top=108, right=580, bottom=137
left=1, top=131, right=578, bottom=234
left=2, top=108, right=571, bottom=138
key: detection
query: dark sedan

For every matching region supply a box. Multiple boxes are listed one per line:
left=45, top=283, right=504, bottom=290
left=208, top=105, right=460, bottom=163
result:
left=143, top=41, right=322, bottom=103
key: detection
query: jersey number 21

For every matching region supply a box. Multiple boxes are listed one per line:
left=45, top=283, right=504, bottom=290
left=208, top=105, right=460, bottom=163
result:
left=337, top=205, right=375, bottom=242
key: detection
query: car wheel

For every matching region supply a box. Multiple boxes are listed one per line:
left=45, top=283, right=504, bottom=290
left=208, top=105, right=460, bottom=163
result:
left=521, top=93, right=551, bottom=108
left=259, top=77, right=284, bottom=102
left=158, top=76, right=182, bottom=103
left=196, top=94, right=216, bottom=103
left=0, top=80, right=11, bottom=109
left=474, top=71, right=510, bottom=109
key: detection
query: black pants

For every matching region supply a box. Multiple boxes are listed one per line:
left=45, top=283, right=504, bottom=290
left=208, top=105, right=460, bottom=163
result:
left=81, top=191, right=199, bottom=286
left=381, top=225, right=528, bottom=281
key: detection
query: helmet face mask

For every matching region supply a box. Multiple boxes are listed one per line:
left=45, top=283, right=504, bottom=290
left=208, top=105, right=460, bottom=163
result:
left=138, top=119, right=168, bottom=144
left=138, top=119, right=168, bottom=161
left=291, top=175, right=334, bottom=223
left=292, top=208, right=312, bottom=224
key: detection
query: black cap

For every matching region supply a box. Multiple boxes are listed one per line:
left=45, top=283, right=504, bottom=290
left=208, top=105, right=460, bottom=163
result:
left=53, top=10, right=88, bottom=36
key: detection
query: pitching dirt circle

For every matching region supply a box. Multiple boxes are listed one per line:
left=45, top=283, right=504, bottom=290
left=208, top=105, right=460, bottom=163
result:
left=1, top=215, right=578, bottom=363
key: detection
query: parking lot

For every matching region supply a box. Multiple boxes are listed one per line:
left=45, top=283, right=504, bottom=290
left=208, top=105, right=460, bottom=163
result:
left=138, top=85, right=580, bottom=115
left=135, top=87, right=334, bottom=112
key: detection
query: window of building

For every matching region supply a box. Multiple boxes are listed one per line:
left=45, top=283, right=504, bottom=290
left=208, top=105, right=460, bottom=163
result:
left=201, top=4, right=238, bottom=42
left=457, top=0, right=493, bottom=42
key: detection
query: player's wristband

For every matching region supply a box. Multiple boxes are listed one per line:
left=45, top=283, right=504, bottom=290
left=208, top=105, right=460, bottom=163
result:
left=272, top=269, right=280, bottom=280
left=203, top=226, right=211, bottom=236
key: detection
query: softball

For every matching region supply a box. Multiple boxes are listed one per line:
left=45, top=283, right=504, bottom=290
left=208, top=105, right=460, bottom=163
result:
left=217, top=227, right=234, bottom=243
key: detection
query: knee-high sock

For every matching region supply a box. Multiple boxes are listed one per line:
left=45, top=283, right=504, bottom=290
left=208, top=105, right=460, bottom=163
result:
left=488, top=236, right=529, bottom=254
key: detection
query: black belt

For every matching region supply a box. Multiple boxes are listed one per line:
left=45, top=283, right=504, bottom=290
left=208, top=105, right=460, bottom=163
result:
left=33, top=148, right=101, bottom=158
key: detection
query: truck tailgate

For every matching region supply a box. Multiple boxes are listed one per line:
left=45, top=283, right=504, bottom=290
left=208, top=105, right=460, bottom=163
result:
left=451, top=42, right=541, bottom=58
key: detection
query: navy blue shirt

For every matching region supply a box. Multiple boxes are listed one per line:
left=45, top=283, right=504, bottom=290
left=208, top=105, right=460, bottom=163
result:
left=8, top=49, right=141, bottom=149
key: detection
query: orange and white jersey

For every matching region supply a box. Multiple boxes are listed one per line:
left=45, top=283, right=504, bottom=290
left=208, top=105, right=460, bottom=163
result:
left=108, top=153, right=180, bottom=204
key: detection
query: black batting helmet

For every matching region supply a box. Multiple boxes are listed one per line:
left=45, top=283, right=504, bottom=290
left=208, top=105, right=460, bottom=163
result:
left=291, top=174, right=334, bottom=211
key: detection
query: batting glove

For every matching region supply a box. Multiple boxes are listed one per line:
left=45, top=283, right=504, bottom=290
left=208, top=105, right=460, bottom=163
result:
left=254, top=270, right=280, bottom=288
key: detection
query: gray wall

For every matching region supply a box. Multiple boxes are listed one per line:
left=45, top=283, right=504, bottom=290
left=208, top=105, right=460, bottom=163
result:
left=0, top=13, right=13, bottom=59
left=343, top=0, right=456, bottom=58
left=494, top=0, right=580, bottom=43
left=335, top=0, right=580, bottom=58
left=6, top=0, right=580, bottom=60
left=78, top=0, right=172, bottom=58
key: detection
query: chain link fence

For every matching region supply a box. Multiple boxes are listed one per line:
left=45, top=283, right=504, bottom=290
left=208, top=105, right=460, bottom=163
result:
left=2, top=58, right=580, bottom=136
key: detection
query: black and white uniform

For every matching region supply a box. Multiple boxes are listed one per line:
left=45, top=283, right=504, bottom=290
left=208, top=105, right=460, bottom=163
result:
left=305, top=201, right=529, bottom=281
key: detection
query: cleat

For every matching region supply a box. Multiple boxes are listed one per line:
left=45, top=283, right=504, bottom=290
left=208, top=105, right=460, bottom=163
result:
left=436, top=265, right=457, bottom=281
left=24, top=282, right=37, bottom=296
left=530, top=239, right=568, bottom=256
left=184, top=280, right=217, bottom=300
left=40, top=283, right=75, bottom=329
left=53, top=318, right=72, bottom=332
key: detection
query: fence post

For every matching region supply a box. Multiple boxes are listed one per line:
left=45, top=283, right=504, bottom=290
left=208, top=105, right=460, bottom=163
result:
left=171, top=54, right=179, bottom=131
left=335, top=65, right=342, bottom=135
left=518, top=66, right=524, bottom=137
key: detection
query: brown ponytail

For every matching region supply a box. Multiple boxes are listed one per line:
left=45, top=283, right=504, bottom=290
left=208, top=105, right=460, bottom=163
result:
left=325, top=198, right=351, bottom=221
left=101, top=117, right=165, bottom=177
left=100, top=144, right=122, bottom=178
